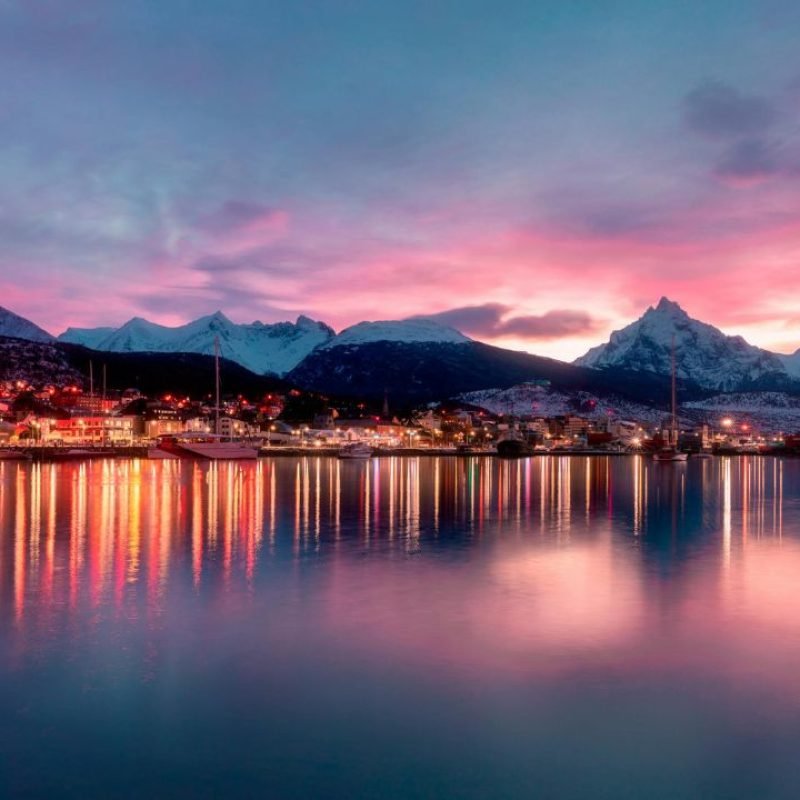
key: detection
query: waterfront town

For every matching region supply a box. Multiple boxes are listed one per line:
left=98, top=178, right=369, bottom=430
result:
left=0, top=376, right=796, bottom=458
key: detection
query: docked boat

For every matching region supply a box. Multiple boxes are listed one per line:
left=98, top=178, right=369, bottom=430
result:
left=0, top=449, right=31, bottom=460
left=148, top=337, right=258, bottom=460
left=337, top=442, right=372, bottom=459
left=496, top=430, right=534, bottom=458
left=654, top=447, right=688, bottom=463
left=44, top=448, right=113, bottom=461
left=655, top=336, right=687, bottom=463
left=152, top=433, right=258, bottom=460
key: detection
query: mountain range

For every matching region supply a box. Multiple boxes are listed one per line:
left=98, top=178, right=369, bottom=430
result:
left=59, top=311, right=334, bottom=376
left=1, top=300, right=800, bottom=410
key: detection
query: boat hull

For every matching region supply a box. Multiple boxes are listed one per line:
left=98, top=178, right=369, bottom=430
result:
left=0, top=449, right=31, bottom=461
left=654, top=452, right=688, bottom=462
left=496, top=440, right=534, bottom=458
left=337, top=445, right=372, bottom=459
left=155, top=441, right=258, bottom=460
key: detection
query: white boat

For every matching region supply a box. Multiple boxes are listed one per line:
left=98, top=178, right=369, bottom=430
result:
left=153, top=432, right=258, bottom=460
left=654, top=447, right=688, bottom=463
left=337, top=443, right=372, bottom=459
left=149, top=337, right=258, bottom=460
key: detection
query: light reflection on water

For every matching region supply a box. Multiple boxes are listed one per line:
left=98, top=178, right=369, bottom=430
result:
left=1, top=455, right=799, bottom=799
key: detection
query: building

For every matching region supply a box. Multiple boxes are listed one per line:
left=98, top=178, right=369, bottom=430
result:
left=73, top=394, right=119, bottom=415
left=218, top=417, right=259, bottom=437
left=44, top=416, right=136, bottom=444
left=142, top=403, right=183, bottom=439
left=563, top=415, right=592, bottom=437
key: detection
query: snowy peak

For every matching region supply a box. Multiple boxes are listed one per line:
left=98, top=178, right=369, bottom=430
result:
left=574, top=299, right=788, bottom=391
left=653, top=296, right=688, bottom=318
left=0, top=306, right=54, bottom=343
left=191, top=310, right=233, bottom=330
left=55, top=313, right=335, bottom=376
left=323, top=318, right=471, bottom=349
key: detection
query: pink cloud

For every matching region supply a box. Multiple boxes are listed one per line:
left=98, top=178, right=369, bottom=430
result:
left=6, top=180, right=800, bottom=362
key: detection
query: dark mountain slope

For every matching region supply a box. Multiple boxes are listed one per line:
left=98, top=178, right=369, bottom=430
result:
left=0, top=337, right=288, bottom=398
left=287, top=340, right=700, bottom=407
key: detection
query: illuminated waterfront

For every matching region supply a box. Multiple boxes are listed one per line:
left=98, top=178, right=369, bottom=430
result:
left=1, top=456, right=799, bottom=798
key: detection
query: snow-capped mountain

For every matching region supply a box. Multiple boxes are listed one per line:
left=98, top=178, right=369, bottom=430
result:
left=3, top=300, right=799, bottom=402
left=57, top=312, right=334, bottom=376
left=321, top=318, right=470, bottom=349
left=0, top=306, right=54, bottom=343
left=575, top=297, right=790, bottom=391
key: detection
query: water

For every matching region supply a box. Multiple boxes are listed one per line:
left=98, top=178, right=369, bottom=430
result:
left=1, top=455, right=799, bottom=799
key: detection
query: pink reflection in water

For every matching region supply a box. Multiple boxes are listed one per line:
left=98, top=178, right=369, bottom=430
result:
left=0, top=455, right=797, bottom=691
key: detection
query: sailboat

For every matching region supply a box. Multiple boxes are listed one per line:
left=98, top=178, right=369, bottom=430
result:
left=151, top=337, right=258, bottom=460
left=654, top=336, right=688, bottom=463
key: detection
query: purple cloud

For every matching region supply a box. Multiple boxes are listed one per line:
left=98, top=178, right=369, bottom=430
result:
left=497, top=310, right=602, bottom=339
left=683, top=81, right=776, bottom=139
left=714, top=138, right=779, bottom=182
left=412, top=303, right=508, bottom=333
left=415, top=304, right=602, bottom=341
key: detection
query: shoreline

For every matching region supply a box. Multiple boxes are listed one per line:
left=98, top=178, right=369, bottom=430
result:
left=1, top=446, right=797, bottom=462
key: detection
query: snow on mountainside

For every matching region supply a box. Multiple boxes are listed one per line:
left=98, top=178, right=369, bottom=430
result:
left=59, top=326, right=117, bottom=348
left=459, top=384, right=669, bottom=425
left=575, top=297, right=788, bottom=391
left=0, top=306, right=54, bottom=342
left=56, top=312, right=334, bottom=376
left=460, top=385, right=800, bottom=433
left=777, top=351, right=800, bottom=379
left=684, top=392, right=800, bottom=432
left=321, top=319, right=470, bottom=349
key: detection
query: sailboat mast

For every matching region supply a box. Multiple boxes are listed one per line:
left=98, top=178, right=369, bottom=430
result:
left=671, top=335, right=677, bottom=446
left=214, top=336, right=221, bottom=435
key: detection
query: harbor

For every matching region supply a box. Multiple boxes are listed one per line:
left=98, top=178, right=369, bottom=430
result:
left=3, top=444, right=797, bottom=462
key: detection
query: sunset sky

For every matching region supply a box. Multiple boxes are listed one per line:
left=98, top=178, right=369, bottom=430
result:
left=1, top=0, right=799, bottom=360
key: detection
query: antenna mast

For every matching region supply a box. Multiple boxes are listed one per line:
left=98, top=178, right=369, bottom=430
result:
left=671, top=335, right=677, bottom=446
left=214, top=336, right=221, bottom=435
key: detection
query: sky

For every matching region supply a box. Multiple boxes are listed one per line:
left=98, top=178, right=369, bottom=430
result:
left=1, top=0, right=799, bottom=360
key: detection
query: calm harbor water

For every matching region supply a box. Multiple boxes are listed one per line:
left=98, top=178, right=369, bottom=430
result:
left=1, top=455, right=799, bottom=798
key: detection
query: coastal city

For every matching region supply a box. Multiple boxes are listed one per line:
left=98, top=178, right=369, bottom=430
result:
left=1, top=375, right=795, bottom=460
left=5, top=3, right=800, bottom=798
